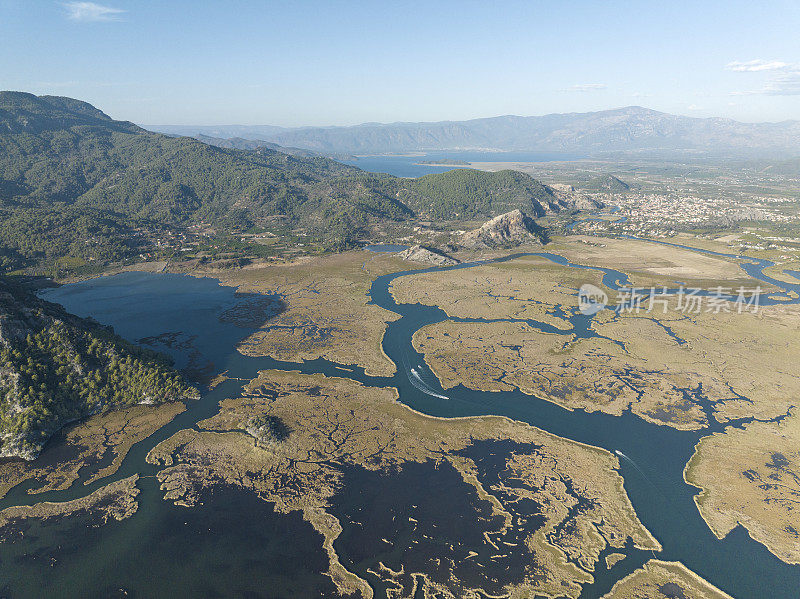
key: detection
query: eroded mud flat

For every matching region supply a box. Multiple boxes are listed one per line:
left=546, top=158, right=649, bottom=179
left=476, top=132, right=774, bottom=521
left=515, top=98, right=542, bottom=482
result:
left=147, top=369, right=658, bottom=598
left=1, top=237, right=798, bottom=598
left=601, top=560, right=734, bottom=599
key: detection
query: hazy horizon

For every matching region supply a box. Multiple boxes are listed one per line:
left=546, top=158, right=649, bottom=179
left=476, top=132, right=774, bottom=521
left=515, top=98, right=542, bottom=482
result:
left=142, top=105, right=800, bottom=130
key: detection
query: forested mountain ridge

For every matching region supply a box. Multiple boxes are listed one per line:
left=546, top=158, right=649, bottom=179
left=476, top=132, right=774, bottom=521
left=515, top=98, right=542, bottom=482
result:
left=0, top=92, right=590, bottom=460
left=397, top=169, right=573, bottom=220
left=0, top=277, right=196, bottom=459
left=193, top=134, right=340, bottom=159
left=0, top=92, right=573, bottom=274
left=0, top=91, right=140, bottom=135
left=0, top=91, right=396, bottom=269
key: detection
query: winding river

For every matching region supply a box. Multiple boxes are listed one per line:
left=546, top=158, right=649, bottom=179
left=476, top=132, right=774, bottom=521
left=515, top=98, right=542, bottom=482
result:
left=1, top=239, right=798, bottom=598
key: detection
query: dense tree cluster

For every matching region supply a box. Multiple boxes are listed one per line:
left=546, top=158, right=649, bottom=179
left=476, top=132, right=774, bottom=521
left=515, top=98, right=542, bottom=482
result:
left=398, top=168, right=559, bottom=220
left=0, top=92, right=565, bottom=458
left=0, top=92, right=559, bottom=273
left=0, top=277, right=195, bottom=458
left=245, top=414, right=291, bottom=445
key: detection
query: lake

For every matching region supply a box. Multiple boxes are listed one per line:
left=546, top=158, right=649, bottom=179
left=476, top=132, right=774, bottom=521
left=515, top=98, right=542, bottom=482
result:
left=343, top=150, right=585, bottom=178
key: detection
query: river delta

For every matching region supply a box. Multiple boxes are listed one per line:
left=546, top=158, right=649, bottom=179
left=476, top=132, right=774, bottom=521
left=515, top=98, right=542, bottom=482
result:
left=0, top=235, right=797, bottom=598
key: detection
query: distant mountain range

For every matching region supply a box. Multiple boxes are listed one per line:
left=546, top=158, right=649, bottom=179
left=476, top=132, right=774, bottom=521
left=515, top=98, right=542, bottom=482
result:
left=149, top=107, right=800, bottom=158
left=190, top=134, right=354, bottom=161
left=192, top=134, right=321, bottom=157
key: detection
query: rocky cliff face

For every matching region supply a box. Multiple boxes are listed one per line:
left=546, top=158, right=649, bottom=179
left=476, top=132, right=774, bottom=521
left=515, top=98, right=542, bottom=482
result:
left=396, top=245, right=459, bottom=266
left=548, top=184, right=606, bottom=211
left=461, top=210, right=547, bottom=249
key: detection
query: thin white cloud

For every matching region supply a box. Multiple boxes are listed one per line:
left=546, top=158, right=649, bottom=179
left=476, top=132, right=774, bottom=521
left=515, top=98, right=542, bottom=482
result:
left=63, top=2, right=125, bottom=22
left=687, top=104, right=704, bottom=111
left=731, top=70, right=800, bottom=96
left=561, top=83, right=607, bottom=92
left=760, top=71, right=800, bottom=96
left=725, top=59, right=790, bottom=72
left=727, top=59, right=800, bottom=96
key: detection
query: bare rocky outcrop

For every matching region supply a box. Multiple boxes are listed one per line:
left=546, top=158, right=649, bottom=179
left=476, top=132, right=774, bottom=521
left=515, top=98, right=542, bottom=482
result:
left=583, top=175, right=631, bottom=193
left=461, top=209, right=547, bottom=249
left=549, top=183, right=606, bottom=211
left=396, top=245, right=459, bottom=266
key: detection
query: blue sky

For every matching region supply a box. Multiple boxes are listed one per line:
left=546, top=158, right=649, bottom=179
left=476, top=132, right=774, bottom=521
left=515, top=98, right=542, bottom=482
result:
left=1, top=0, right=799, bottom=126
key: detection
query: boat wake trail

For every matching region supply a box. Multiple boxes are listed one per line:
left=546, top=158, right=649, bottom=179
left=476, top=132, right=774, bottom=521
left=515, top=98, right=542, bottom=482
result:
left=409, top=366, right=450, bottom=400
left=614, top=450, right=659, bottom=491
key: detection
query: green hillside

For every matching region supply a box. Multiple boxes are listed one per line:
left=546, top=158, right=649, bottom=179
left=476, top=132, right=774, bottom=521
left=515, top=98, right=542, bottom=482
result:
left=399, top=169, right=561, bottom=220
left=581, top=174, right=631, bottom=193
left=0, top=92, right=571, bottom=460
left=0, top=92, right=563, bottom=273
left=0, top=92, right=407, bottom=270
left=0, top=276, right=196, bottom=459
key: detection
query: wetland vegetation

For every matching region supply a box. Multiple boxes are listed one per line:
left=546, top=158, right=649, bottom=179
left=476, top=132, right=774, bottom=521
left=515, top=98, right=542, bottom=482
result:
left=5, top=3, right=800, bottom=595
left=2, top=94, right=800, bottom=598
left=0, top=233, right=795, bottom=598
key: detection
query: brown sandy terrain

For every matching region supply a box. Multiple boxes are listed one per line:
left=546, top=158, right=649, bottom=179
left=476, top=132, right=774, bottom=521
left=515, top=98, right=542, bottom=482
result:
left=548, top=235, right=762, bottom=290
left=199, top=251, right=413, bottom=376
left=412, top=319, right=710, bottom=430
left=602, top=560, right=733, bottom=599
left=147, top=370, right=659, bottom=599
left=0, top=475, right=140, bottom=543
left=393, top=239, right=800, bottom=567
left=0, top=402, right=184, bottom=499
left=391, top=254, right=607, bottom=330
left=395, top=246, right=799, bottom=427
left=685, top=412, right=800, bottom=564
